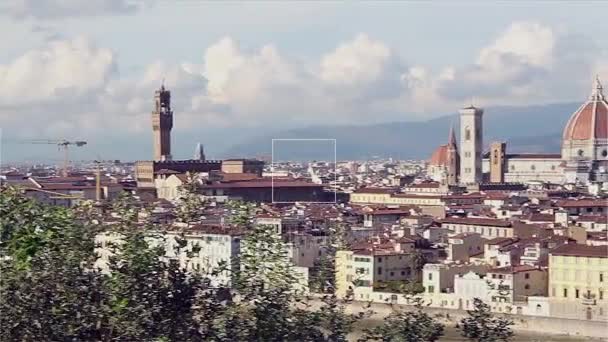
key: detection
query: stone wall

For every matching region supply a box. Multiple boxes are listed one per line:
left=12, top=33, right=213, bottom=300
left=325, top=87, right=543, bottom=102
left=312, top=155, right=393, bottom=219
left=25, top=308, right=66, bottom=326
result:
left=335, top=299, right=608, bottom=339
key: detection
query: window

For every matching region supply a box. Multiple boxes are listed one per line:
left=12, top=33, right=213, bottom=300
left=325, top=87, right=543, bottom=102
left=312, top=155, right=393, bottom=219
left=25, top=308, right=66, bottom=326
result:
left=378, top=267, right=382, bottom=275
left=465, top=127, right=471, bottom=141
left=563, top=288, right=568, bottom=298
left=525, top=273, right=530, bottom=279
left=600, top=291, right=604, bottom=300
left=603, top=150, right=608, bottom=157
left=428, top=285, right=435, bottom=293
left=530, top=165, right=536, bottom=171
left=578, top=149, right=584, bottom=157
left=525, top=284, right=530, bottom=290
left=390, top=271, right=394, bottom=276
left=429, top=273, right=433, bottom=280
left=575, top=289, right=580, bottom=299
left=552, top=287, right=556, bottom=297
left=510, top=165, right=515, bottom=171
left=601, top=273, right=604, bottom=282
left=378, top=257, right=383, bottom=262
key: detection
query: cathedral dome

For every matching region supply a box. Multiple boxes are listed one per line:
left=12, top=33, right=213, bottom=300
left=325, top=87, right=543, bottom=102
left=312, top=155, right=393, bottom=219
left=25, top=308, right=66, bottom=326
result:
left=429, top=145, right=449, bottom=166
left=563, top=76, right=608, bottom=141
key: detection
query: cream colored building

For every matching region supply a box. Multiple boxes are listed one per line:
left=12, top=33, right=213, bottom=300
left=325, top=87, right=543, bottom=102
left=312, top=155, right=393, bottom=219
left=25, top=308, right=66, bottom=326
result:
left=440, top=217, right=515, bottom=239
left=423, top=263, right=489, bottom=295
left=350, top=188, right=444, bottom=206
left=548, top=244, right=608, bottom=320
left=482, top=154, right=564, bottom=184
left=336, top=248, right=419, bottom=298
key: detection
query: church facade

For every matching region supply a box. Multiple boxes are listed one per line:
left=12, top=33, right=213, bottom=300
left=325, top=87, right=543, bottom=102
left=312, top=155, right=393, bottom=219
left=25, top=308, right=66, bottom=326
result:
left=428, top=76, right=608, bottom=186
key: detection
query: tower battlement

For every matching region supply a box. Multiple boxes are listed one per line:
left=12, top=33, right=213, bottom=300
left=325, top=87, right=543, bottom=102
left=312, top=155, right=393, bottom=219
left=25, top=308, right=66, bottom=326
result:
left=152, top=84, right=173, bottom=161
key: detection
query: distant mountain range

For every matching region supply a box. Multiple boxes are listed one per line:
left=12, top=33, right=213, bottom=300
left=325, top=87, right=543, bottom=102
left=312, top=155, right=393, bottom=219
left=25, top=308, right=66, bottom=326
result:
left=222, top=102, right=578, bottom=161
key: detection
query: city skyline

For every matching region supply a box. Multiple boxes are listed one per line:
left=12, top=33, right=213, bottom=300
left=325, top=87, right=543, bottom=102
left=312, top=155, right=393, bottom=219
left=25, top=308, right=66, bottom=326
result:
left=0, top=1, right=607, bottom=162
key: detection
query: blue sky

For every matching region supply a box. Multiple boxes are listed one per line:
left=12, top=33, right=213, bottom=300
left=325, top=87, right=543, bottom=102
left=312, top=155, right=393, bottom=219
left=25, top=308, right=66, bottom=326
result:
left=0, top=1, right=606, bottom=162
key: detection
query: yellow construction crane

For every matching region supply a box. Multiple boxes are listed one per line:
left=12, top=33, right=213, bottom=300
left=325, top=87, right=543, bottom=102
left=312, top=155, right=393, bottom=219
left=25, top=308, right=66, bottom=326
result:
left=21, top=139, right=87, bottom=177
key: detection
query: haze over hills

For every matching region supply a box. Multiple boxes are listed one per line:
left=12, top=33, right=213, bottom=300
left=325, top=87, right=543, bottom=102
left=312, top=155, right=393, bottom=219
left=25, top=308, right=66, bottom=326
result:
left=222, top=102, right=578, bottom=161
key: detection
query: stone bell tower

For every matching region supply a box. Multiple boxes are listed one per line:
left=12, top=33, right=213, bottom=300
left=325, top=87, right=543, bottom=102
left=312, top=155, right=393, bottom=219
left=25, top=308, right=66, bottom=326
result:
left=151, top=83, right=173, bottom=161
left=459, top=105, right=483, bottom=184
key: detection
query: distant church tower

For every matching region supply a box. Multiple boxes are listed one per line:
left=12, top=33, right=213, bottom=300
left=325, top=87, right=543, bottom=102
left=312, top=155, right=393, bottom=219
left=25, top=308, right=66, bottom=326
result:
left=459, top=105, right=483, bottom=184
left=152, top=83, right=173, bottom=161
left=489, top=141, right=506, bottom=183
left=194, top=142, right=206, bottom=161
left=446, top=125, right=460, bottom=185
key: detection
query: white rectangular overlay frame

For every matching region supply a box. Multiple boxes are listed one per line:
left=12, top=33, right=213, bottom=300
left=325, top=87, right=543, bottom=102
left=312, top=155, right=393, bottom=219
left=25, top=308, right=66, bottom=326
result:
left=271, top=138, right=337, bottom=204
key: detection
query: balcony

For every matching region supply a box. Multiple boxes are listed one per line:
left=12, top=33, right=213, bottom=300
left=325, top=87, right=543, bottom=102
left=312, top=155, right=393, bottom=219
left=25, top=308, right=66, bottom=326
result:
left=582, top=296, right=597, bottom=306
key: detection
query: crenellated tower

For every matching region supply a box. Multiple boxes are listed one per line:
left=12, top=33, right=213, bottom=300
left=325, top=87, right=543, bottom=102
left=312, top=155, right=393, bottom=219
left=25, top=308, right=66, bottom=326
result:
left=152, top=83, right=173, bottom=161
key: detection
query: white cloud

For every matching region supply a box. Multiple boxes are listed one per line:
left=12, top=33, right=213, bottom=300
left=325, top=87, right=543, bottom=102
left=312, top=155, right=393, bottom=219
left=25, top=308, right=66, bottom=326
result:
left=0, top=36, right=115, bottom=106
left=320, top=33, right=392, bottom=85
left=0, top=22, right=606, bottom=149
left=1, top=0, right=146, bottom=20
left=431, top=21, right=601, bottom=106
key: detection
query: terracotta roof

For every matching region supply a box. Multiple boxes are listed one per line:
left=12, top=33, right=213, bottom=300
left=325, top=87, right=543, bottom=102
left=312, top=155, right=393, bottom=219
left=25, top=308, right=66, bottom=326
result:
left=352, top=187, right=398, bottom=194
left=556, top=199, right=608, bottom=208
left=202, top=180, right=323, bottom=189
left=407, top=182, right=441, bottom=189
left=440, top=217, right=512, bottom=227
left=369, top=209, right=411, bottom=216
left=219, top=172, right=260, bottom=182
left=486, top=237, right=519, bottom=246
left=551, top=244, right=607, bottom=258
left=429, top=145, right=449, bottom=166
left=489, top=265, right=540, bottom=274
left=523, top=213, right=555, bottom=222
left=577, top=215, right=608, bottom=223
left=506, top=153, right=562, bottom=159
left=393, top=194, right=442, bottom=199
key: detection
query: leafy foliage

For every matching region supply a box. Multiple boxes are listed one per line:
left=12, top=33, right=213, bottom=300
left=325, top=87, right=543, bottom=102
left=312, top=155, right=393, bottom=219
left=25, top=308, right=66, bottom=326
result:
left=0, top=186, right=366, bottom=341
left=460, top=297, right=514, bottom=342
left=359, top=298, right=444, bottom=342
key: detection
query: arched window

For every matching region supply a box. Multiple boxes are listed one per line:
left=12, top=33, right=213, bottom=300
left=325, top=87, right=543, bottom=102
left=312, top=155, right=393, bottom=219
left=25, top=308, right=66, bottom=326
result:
left=602, top=150, right=608, bottom=158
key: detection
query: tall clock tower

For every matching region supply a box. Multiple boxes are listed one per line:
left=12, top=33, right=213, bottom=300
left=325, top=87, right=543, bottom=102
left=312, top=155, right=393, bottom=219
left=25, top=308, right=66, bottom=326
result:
left=152, top=83, right=173, bottom=161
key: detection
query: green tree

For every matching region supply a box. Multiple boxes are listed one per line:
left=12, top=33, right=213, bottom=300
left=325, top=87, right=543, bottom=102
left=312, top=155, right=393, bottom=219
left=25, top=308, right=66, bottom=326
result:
left=0, top=188, right=207, bottom=341
left=174, top=172, right=206, bottom=227
left=0, top=186, right=107, bottom=340
left=103, top=193, right=205, bottom=341
left=459, top=297, right=514, bottom=342
left=309, top=222, right=348, bottom=293
left=359, top=298, right=444, bottom=342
